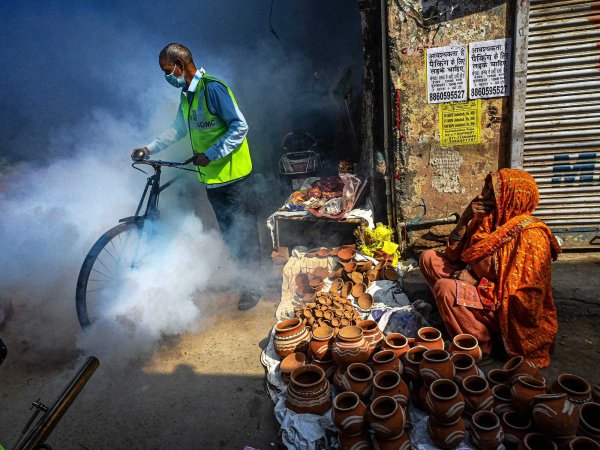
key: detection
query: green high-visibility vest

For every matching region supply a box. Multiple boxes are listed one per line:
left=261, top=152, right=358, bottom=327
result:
left=181, top=74, right=252, bottom=184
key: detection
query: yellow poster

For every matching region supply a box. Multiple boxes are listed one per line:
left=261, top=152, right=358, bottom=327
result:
left=439, top=100, right=481, bottom=147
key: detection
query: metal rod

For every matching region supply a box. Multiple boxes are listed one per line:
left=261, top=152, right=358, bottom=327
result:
left=397, top=213, right=460, bottom=231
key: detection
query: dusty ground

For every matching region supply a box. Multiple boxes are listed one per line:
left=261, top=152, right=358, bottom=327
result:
left=0, top=252, right=598, bottom=450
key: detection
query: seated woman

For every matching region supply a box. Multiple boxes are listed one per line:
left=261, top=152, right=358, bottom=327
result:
left=419, top=168, right=561, bottom=368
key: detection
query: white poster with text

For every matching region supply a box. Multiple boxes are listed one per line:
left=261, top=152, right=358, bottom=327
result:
left=426, top=45, right=468, bottom=104
left=468, top=38, right=512, bottom=99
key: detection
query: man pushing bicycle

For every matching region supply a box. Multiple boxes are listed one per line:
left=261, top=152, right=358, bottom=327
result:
left=131, top=43, right=262, bottom=311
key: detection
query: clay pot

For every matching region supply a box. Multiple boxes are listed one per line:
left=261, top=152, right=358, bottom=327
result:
left=351, top=271, right=364, bottom=284
left=332, top=391, right=367, bottom=436
left=470, top=410, right=504, bottom=450
left=425, top=379, right=465, bottom=423
left=357, top=293, right=373, bottom=311
left=357, top=319, right=384, bottom=356
left=415, top=327, right=444, bottom=351
left=316, top=248, right=329, bottom=258
left=344, top=261, right=358, bottom=273
left=503, top=356, right=544, bottom=384
left=383, top=333, right=410, bottom=360
left=451, top=353, right=478, bottom=384
left=487, top=368, right=510, bottom=387
left=280, top=352, right=306, bottom=383
left=367, top=269, right=379, bottom=282
left=419, top=349, right=455, bottom=388
left=373, top=430, right=412, bottom=450
left=333, top=367, right=346, bottom=392
left=413, top=382, right=428, bottom=411
left=532, top=393, right=579, bottom=443
left=461, top=375, right=494, bottom=415
left=368, top=395, right=406, bottom=439
left=448, top=333, right=482, bottom=362
left=517, top=433, right=558, bottom=450
left=330, top=246, right=342, bottom=257
left=273, top=318, right=311, bottom=358
left=309, top=277, right=325, bottom=291
left=427, top=416, right=466, bottom=449
left=568, top=436, right=600, bottom=450
left=373, top=370, right=410, bottom=406
left=332, top=326, right=370, bottom=369
left=501, top=411, right=533, bottom=450
left=286, top=365, right=331, bottom=415
left=510, top=375, right=547, bottom=413
left=330, top=268, right=343, bottom=279
left=311, top=357, right=336, bottom=380
left=342, top=243, right=357, bottom=250
left=551, top=374, right=592, bottom=405
left=342, top=363, right=374, bottom=399
left=341, top=281, right=353, bottom=298
left=338, top=431, right=370, bottom=450
left=383, top=266, right=400, bottom=281
left=492, top=383, right=514, bottom=416
left=338, top=248, right=356, bottom=261
left=371, top=350, right=402, bottom=374
left=351, top=283, right=367, bottom=298
left=310, top=325, right=334, bottom=361
left=330, top=278, right=344, bottom=294
left=403, top=345, right=428, bottom=384
left=356, top=260, right=373, bottom=273
left=578, top=402, right=600, bottom=441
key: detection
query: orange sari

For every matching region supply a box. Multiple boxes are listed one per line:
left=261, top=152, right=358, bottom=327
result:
left=461, top=169, right=561, bottom=368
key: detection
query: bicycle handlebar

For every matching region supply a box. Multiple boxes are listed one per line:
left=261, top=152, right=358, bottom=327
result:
left=133, top=156, right=195, bottom=167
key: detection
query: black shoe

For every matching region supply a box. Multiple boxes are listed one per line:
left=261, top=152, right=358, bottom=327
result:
left=238, top=290, right=261, bottom=311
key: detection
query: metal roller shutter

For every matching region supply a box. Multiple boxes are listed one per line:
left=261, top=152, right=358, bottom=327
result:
left=512, top=0, right=600, bottom=232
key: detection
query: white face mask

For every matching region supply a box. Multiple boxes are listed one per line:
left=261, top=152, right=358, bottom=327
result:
left=165, top=64, right=186, bottom=88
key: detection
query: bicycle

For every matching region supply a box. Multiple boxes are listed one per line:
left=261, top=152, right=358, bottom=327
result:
left=75, top=153, right=195, bottom=328
left=9, top=356, right=99, bottom=450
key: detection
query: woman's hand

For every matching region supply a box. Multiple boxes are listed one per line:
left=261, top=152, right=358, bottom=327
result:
left=451, top=269, right=479, bottom=285
left=462, top=195, right=495, bottom=222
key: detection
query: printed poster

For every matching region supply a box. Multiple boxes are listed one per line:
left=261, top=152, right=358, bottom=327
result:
left=468, top=38, right=512, bottom=99
left=439, top=100, right=481, bottom=147
left=426, top=45, right=468, bottom=104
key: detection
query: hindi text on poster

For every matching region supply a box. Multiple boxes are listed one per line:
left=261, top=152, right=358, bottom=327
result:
left=439, top=100, right=481, bottom=147
left=426, top=45, right=468, bottom=104
left=468, top=38, right=512, bottom=99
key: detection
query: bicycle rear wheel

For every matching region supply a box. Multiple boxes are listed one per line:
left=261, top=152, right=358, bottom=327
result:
left=76, top=221, right=144, bottom=328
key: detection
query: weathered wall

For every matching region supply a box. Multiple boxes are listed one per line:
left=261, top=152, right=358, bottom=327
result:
left=388, top=0, right=512, bottom=228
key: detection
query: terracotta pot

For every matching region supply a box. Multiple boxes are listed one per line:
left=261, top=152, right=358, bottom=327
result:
left=470, top=410, right=504, bottom=450
left=333, top=367, right=346, bottom=392
left=344, top=261, right=358, bottom=273
left=373, top=370, right=410, bottom=407
left=310, top=325, right=334, bottom=361
left=510, top=375, right=547, bottom=414
left=368, top=395, right=406, bottom=439
left=351, top=271, right=364, bottom=284
left=492, top=383, right=514, bottom=416
left=357, top=293, right=373, bottom=311
left=286, top=365, right=331, bottom=415
left=330, top=246, right=342, bottom=257
left=419, top=349, right=455, bottom=388
left=532, top=393, right=579, bottom=443
left=461, top=375, right=493, bottom=415
left=425, top=379, right=465, bottom=424
left=416, top=327, right=444, bottom=351
left=372, top=350, right=401, bottom=374
left=503, top=356, right=544, bottom=384
left=338, top=431, right=371, bottom=450
left=501, top=411, right=533, bottom=450
left=383, top=333, right=410, bottom=360
left=338, top=248, right=356, bottom=261
left=578, top=402, right=600, bottom=442
left=402, top=345, right=428, bottom=385
left=356, top=260, right=373, bottom=273
left=280, top=352, right=306, bottom=383
left=273, top=318, right=311, bottom=358
left=332, top=326, right=370, bottom=369
left=313, top=266, right=330, bottom=279
left=451, top=353, right=478, bottom=384
left=330, top=268, right=344, bottom=279
left=593, top=383, right=600, bottom=404
left=332, top=391, right=367, bottom=436
left=342, top=363, right=374, bottom=399
left=316, top=248, right=329, bottom=258
left=373, top=430, right=412, bottom=450
left=448, top=333, right=482, bottom=362
left=351, top=283, right=367, bottom=298
left=413, top=382, right=428, bottom=411
left=341, top=281, right=353, bottom=298
left=357, top=319, right=384, bottom=356
left=568, top=436, right=600, bottom=450
left=330, top=278, right=344, bottom=294
left=551, top=374, right=592, bottom=405
left=517, top=432, right=558, bottom=450
left=310, top=357, right=336, bottom=380
left=487, top=368, right=510, bottom=387
left=427, top=416, right=466, bottom=449
left=367, top=269, right=379, bottom=282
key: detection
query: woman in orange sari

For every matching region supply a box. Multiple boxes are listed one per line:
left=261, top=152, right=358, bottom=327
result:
left=419, top=169, right=561, bottom=368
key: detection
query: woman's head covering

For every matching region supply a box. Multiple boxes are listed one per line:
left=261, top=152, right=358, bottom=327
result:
left=488, top=168, right=540, bottom=228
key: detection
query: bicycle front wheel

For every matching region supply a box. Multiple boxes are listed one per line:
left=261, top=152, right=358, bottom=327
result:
left=76, top=221, right=144, bottom=328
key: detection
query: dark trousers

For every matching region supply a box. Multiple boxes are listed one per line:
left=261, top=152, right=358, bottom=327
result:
left=206, top=174, right=261, bottom=268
